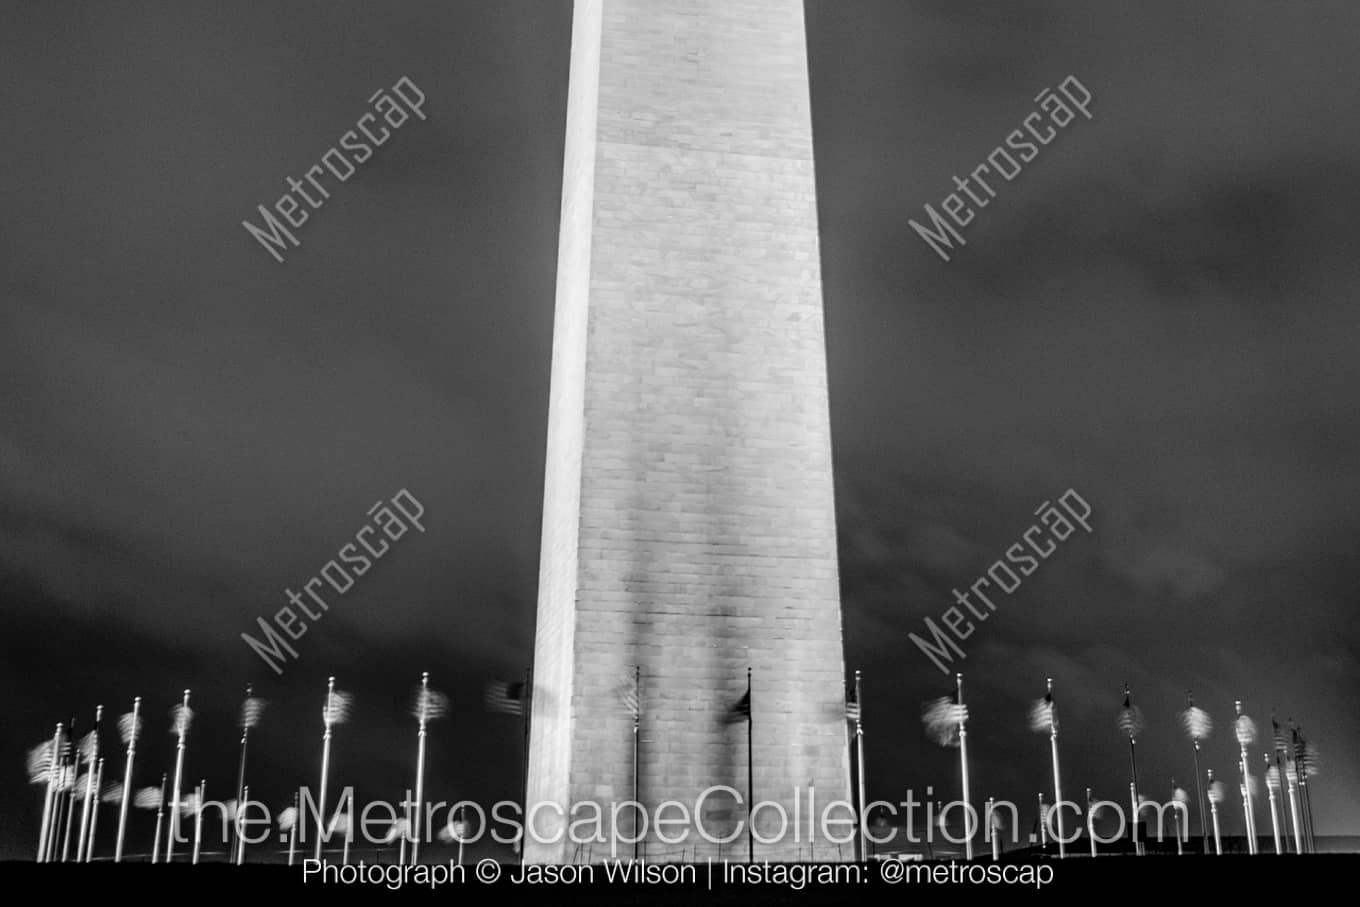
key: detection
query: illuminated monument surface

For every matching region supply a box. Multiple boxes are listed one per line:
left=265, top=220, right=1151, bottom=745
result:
left=526, top=0, right=849, bottom=862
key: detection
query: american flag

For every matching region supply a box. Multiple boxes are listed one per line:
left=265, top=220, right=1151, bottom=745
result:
left=484, top=680, right=527, bottom=716
left=239, top=694, right=267, bottom=730
left=1273, top=715, right=1288, bottom=755
left=412, top=685, right=451, bottom=723
left=922, top=694, right=965, bottom=747
left=845, top=680, right=861, bottom=724
left=1117, top=687, right=1144, bottom=738
left=1029, top=687, right=1057, bottom=734
left=615, top=673, right=639, bottom=720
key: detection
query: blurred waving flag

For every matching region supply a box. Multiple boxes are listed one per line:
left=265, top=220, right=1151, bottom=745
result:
left=323, top=689, right=354, bottom=727
left=1179, top=697, right=1213, bottom=742
left=133, top=786, right=163, bottom=810
left=411, top=684, right=451, bottom=724
left=26, top=740, right=57, bottom=784
left=240, top=694, right=267, bottom=730
left=1028, top=688, right=1057, bottom=734
left=170, top=702, right=194, bottom=739
left=484, top=680, right=528, bottom=716
left=845, top=680, right=861, bottom=724
left=1117, top=688, right=1145, bottom=739
left=614, top=673, right=640, bottom=721
left=921, top=693, right=966, bottom=748
left=729, top=690, right=751, bottom=721
left=118, top=711, right=142, bottom=746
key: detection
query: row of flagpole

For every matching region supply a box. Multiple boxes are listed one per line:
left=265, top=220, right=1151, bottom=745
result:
left=32, top=664, right=829, bottom=865
left=730, top=669, right=1323, bottom=860
left=28, top=667, right=1325, bottom=864
left=29, top=673, right=487, bottom=865
left=650, top=667, right=1322, bottom=860
left=911, top=675, right=1323, bottom=858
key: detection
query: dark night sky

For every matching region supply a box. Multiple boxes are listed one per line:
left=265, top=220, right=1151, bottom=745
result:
left=1, top=1, right=1357, bottom=859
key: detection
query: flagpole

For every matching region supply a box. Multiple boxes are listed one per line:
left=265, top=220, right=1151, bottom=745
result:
left=58, top=716, right=80, bottom=862
left=1301, top=772, right=1314, bottom=854
left=167, top=689, right=190, bottom=863
left=1298, top=728, right=1316, bottom=854
left=36, top=772, right=53, bottom=863
left=76, top=705, right=102, bottom=862
left=746, top=666, right=754, bottom=864
left=1171, top=779, right=1184, bottom=856
left=37, top=778, right=54, bottom=861
left=1045, top=679, right=1065, bottom=859
left=44, top=746, right=67, bottom=863
left=1037, top=793, right=1046, bottom=851
left=46, top=761, right=62, bottom=863
left=288, top=791, right=299, bottom=866
left=989, top=797, right=1000, bottom=861
left=61, top=735, right=80, bottom=862
left=854, top=670, right=867, bottom=863
left=1124, top=782, right=1138, bottom=858
left=34, top=728, right=56, bottom=862
left=1190, top=736, right=1207, bottom=855
left=1234, top=701, right=1257, bottom=854
left=1291, top=723, right=1311, bottom=853
left=1272, top=716, right=1292, bottom=853
left=1122, top=685, right=1142, bottom=856
left=1207, top=769, right=1222, bottom=855
left=1185, top=693, right=1208, bottom=854
left=233, top=684, right=252, bottom=865
left=1264, top=753, right=1281, bottom=854
left=1086, top=789, right=1096, bottom=858
left=151, top=773, right=166, bottom=864
left=1300, top=783, right=1311, bottom=859
left=1128, top=778, right=1141, bottom=856
left=57, top=762, right=77, bottom=866
left=1304, top=776, right=1316, bottom=854
left=317, top=676, right=336, bottom=861
left=956, top=673, right=973, bottom=860
left=413, top=672, right=430, bottom=865
left=37, top=723, right=62, bottom=862
left=238, top=785, right=250, bottom=865
left=115, top=699, right=139, bottom=862
left=632, top=664, right=641, bottom=862
left=192, top=780, right=205, bottom=864
left=85, top=756, right=104, bottom=861
left=50, top=764, right=68, bottom=863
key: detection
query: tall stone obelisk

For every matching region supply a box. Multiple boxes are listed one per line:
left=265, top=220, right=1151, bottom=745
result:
left=526, top=0, right=850, bottom=863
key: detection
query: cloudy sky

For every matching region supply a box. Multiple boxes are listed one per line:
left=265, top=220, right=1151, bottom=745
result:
left=2, top=0, right=1357, bottom=859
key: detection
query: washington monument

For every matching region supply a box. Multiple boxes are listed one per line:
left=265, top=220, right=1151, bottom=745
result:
left=526, top=0, right=850, bottom=862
